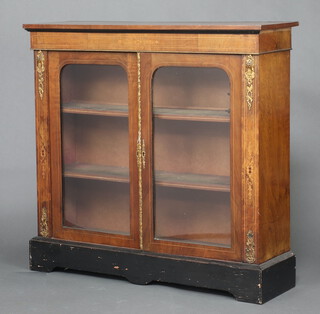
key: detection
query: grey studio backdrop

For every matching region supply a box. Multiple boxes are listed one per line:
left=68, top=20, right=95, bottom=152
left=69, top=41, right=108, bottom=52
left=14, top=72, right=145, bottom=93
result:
left=0, top=0, right=319, bottom=313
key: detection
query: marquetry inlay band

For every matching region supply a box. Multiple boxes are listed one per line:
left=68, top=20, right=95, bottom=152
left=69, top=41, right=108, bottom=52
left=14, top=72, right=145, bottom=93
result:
left=246, top=153, right=254, bottom=202
left=38, top=124, right=49, bottom=180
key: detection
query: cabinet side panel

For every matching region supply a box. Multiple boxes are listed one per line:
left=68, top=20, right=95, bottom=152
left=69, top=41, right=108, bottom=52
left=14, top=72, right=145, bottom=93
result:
left=258, top=51, right=290, bottom=262
left=259, top=29, right=292, bottom=53
left=34, top=50, right=52, bottom=237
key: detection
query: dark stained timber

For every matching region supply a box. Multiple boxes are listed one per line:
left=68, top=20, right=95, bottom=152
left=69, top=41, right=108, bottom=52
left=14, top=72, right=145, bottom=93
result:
left=30, top=237, right=295, bottom=304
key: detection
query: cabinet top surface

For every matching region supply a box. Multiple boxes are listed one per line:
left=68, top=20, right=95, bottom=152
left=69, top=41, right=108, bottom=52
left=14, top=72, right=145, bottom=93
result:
left=23, top=21, right=299, bottom=32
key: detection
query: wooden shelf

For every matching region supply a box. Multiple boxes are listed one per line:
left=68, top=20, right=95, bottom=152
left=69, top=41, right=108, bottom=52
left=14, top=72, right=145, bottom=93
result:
left=64, top=164, right=129, bottom=183
left=62, top=103, right=230, bottom=122
left=156, top=233, right=231, bottom=247
left=155, top=171, right=230, bottom=192
left=62, top=102, right=128, bottom=117
left=154, top=107, right=230, bottom=122
left=64, top=164, right=229, bottom=192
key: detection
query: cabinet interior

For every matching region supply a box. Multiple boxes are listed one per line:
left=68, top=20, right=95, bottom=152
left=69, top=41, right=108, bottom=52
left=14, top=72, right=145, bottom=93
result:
left=154, top=186, right=231, bottom=246
left=61, top=64, right=128, bottom=106
left=63, top=178, right=130, bottom=234
left=60, top=64, right=131, bottom=235
left=59, top=59, right=233, bottom=249
left=153, top=66, right=230, bottom=110
left=152, top=65, right=231, bottom=248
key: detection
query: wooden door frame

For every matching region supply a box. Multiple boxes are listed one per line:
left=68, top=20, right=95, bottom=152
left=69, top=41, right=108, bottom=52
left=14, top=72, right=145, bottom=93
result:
left=48, top=51, right=140, bottom=248
left=140, top=53, right=243, bottom=261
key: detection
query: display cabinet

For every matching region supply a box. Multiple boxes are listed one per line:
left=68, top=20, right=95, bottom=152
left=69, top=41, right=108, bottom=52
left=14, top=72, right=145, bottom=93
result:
left=24, top=22, right=298, bottom=304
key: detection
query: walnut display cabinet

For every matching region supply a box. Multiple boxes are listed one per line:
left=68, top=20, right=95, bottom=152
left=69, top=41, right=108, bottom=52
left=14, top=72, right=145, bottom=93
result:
left=24, top=22, right=298, bottom=304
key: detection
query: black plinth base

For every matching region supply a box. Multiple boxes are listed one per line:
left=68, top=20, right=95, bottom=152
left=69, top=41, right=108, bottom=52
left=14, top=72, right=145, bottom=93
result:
left=29, top=237, right=295, bottom=304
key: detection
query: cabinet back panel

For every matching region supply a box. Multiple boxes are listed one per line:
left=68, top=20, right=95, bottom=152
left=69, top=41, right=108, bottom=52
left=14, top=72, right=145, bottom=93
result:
left=61, top=64, right=128, bottom=106
left=154, top=186, right=231, bottom=247
left=62, top=115, right=129, bottom=168
left=153, top=66, right=230, bottom=110
left=154, top=119, right=230, bottom=177
left=63, top=178, right=130, bottom=234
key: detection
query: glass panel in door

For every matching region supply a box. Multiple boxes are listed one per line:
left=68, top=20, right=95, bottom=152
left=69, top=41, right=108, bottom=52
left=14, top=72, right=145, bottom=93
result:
left=152, top=66, right=231, bottom=247
left=60, top=64, right=130, bottom=235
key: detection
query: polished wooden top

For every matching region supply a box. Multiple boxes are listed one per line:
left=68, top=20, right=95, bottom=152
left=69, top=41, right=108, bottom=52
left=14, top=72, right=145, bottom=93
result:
left=23, top=21, right=299, bottom=32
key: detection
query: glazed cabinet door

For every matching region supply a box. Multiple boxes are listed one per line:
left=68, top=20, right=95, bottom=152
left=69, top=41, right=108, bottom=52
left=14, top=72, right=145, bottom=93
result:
left=141, top=53, right=243, bottom=261
left=49, top=52, right=140, bottom=248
